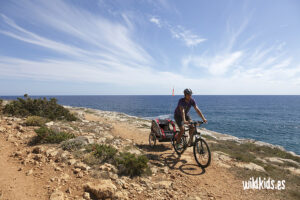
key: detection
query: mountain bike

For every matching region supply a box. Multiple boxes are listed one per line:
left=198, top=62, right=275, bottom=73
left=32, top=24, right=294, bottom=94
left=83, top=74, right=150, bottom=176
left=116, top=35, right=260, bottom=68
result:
left=172, top=121, right=211, bottom=168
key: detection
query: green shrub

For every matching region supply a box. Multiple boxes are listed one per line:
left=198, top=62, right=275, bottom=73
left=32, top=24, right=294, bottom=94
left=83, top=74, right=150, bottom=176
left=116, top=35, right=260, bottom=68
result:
left=83, top=144, right=151, bottom=177
left=33, top=126, right=75, bottom=144
left=85, top=144, right=117, bottom=163
left=116, top=152, right=150, bottom=177
left=61, top=139, right=85, bottom=151
left=25, top=116, right=48, bottom=126
left=3, top=94, right=77, bottom=121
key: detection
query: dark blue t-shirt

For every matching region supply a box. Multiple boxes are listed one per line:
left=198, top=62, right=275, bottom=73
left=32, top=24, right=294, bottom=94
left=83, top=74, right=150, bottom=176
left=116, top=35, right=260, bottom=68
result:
left=174, top=97, right=196, bottom=117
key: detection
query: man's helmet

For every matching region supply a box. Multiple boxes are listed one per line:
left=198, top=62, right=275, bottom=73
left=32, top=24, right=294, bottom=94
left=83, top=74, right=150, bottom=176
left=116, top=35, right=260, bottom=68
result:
left=184, top=88, right=193, bottom=95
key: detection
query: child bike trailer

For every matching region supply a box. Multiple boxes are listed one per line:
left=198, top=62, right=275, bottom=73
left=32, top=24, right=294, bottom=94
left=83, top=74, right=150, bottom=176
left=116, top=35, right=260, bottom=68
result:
left=149, top=119, right=177, bottom=148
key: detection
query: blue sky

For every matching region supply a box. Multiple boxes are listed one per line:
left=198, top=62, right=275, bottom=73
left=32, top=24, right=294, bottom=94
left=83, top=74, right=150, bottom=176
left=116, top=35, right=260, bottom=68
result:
left=0, top=0, right=300, bottom=95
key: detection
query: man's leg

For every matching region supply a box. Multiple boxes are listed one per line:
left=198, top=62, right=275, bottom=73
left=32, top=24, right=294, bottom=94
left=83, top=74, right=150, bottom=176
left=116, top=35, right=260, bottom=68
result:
left=188, top=125, right=195, bottom=145
left=176, top=125, right=185, bottom=143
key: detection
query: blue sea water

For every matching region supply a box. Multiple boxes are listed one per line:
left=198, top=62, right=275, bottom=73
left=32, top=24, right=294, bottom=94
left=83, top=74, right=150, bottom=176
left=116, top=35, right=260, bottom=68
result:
left=1, top=95, right=299, bottom=155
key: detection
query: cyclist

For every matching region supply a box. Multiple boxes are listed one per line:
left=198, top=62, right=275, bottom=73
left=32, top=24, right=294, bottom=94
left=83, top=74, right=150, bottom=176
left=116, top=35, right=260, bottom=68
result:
left=174, top=88, right=207, bottom=147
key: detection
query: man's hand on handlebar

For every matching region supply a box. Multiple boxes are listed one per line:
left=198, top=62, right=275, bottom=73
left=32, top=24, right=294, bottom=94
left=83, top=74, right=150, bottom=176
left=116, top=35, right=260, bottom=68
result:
left=183, top=120, right=190, bottom=125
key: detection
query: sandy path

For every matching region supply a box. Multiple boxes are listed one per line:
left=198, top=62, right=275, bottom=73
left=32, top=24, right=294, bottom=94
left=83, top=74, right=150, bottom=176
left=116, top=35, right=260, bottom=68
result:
left=0, top=136, right=48, bottom=200
left=86, top=113, right=280, bottom=200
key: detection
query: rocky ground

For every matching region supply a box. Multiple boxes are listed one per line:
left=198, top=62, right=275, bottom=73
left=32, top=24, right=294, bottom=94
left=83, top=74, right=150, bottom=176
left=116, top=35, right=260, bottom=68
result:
left=0, top=106, right=299, bottom=200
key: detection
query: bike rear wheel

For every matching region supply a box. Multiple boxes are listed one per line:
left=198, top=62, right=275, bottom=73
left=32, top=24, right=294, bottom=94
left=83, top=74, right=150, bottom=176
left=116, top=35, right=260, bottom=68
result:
left=193, top=138, right=211, bottom=168
left=149, top=132, right=156, bottom=148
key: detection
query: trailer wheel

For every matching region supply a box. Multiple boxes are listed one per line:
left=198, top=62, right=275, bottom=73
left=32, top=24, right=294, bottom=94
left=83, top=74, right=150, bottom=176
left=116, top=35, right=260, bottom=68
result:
left=149, top=132, right=156, bottom=148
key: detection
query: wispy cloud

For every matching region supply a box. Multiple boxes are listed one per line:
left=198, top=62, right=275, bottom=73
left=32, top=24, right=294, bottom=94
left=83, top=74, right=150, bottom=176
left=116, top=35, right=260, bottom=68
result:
left=181, top=14, right=298, bottom=86
left=182, top=51, right=243, bottom=76
left=149, top=16, right=206, bottom=47
left=170, top=26, right=206, bottom=47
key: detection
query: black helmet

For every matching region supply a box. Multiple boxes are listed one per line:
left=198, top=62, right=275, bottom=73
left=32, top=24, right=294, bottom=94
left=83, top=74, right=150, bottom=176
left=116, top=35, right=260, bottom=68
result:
left=184, top=88, right=193, bottom=95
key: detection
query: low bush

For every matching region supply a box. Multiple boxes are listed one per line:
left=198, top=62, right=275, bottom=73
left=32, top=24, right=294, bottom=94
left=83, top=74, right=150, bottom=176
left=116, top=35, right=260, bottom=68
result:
left=83, top=144, right=151, bottom=177
left=61, top=139, right=85, bottom=151
left=3, top=94, right=77, bottom=121
left=116, top=152, right=150, bottom=177
left=85, top=144, right=117, bottom=163
left=32, top=126, right=75, bottom=144
left=25, top=116, right=48, bottom=126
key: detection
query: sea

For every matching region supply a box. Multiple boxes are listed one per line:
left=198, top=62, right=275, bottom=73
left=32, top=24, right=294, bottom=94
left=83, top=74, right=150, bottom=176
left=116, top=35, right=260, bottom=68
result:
left=1, top=95, right=299, bottom=155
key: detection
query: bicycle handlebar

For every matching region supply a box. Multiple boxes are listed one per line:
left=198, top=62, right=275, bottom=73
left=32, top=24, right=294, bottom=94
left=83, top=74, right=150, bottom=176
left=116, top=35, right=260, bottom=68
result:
left=189, top=121, right=204, bottom=126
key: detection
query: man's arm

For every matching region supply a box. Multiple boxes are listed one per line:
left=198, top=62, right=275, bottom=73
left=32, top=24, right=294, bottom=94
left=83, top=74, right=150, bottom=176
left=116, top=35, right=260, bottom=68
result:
left=194, top=105, right=207, bottom=123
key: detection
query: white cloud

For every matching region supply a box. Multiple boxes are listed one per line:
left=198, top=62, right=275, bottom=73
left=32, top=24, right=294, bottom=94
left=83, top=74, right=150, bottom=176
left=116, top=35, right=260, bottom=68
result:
left=182, top=51, right=243, bottom=76
left=149, top=16, right=205, bottom=47
left=149, top=17, right=161, bottom=27
left=170, top=26, right=206, bottom=47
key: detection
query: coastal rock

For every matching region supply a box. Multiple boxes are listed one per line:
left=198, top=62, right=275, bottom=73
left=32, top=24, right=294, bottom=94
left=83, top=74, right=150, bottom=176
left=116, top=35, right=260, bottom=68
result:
left=75, top=162, right=90, bottom=171
left=69, top=136, right=94, bottom=145
left=83, top=180, right=117, bottom=199
left=46, top=121, right=54, bottom=126
left=235, top=162, right=265, bottom=172
left=153, top=181, right=173, bottom=189
left=99, top=163, right=118, bottom=173
left=286, top=167, right=300, bottom=175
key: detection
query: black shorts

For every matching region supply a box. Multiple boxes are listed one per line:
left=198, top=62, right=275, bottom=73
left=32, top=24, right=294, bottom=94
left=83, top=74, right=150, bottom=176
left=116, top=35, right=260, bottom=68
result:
left=174, top=114, right=191, bottom=127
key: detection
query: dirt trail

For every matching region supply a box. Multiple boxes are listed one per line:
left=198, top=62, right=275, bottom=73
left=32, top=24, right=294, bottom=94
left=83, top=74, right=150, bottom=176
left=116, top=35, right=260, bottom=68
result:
left=86, top=113, right=280, bottom=200
left=0, top=136, right=48, bottom=200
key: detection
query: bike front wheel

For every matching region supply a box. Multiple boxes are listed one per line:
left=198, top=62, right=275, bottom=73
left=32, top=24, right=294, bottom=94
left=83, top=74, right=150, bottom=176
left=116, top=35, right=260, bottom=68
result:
left=193, top=138, right=211, bottom=168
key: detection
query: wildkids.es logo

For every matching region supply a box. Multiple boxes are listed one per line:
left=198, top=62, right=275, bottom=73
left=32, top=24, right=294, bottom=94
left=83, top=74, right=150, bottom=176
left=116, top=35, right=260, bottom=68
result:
left=242, top=177, right=285, bottom=190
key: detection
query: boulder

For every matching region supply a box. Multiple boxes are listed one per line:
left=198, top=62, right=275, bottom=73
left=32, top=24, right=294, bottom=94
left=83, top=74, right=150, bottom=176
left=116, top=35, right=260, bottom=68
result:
left=83, top=180, right=117, bottom=199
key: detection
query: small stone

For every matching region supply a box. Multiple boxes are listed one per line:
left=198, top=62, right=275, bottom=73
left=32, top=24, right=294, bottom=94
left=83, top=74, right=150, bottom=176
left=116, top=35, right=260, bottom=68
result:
left=75, top=162, right=90, bottom=171
left=68, top=159, right=76, bottom=165
left=0, top=126, right=7, bottom=133
left=76, top=171, right=84, bottom=178
left=55, top=167, right=62, bottom=172
left=83, top=192, right=90, bottom=200
left=26, top=169, right=33, bottom=176
left=50, top=190, right=64, bottom=200
left=32, top=146, right=44, bottom=154
left=66, top=187, right=72, bottom=194
left=73, top=168, right=81, bottom=174
left=46, top=121, right=54, bottom=126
